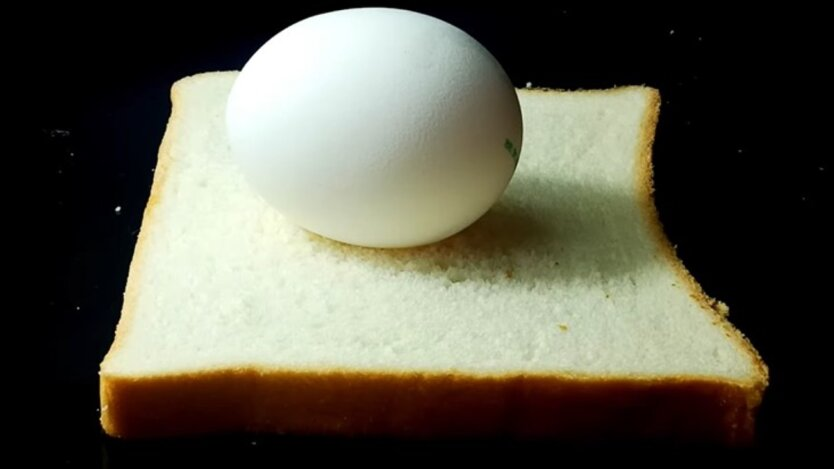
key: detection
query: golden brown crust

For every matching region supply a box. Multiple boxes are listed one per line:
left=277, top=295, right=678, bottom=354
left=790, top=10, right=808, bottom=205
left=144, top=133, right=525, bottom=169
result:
left=100, top=74, right=766, bottom=444
left=102, top=369, right=756, bottom=443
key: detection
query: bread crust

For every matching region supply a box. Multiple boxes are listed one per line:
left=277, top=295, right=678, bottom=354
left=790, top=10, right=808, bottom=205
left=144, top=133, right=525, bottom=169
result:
left=632, top=89, right=768, bottom=432
left=100, top=73, right=766, bottom=444
left=101, top=368, right=757, bottom=443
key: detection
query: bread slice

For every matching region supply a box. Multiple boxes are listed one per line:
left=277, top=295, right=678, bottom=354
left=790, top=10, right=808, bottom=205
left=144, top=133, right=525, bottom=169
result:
left=99, top=71, right=767, bottom=444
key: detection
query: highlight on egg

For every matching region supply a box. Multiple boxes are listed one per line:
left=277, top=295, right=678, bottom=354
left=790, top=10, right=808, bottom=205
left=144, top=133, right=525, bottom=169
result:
left=226, top=8, right=523, bottom=248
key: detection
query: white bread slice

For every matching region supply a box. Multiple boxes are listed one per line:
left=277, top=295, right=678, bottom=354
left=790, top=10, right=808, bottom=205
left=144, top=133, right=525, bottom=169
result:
left=100, top=71, right=767, bottom=443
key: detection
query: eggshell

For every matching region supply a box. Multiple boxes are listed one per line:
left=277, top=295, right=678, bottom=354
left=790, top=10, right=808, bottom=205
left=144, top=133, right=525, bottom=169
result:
left=226, top=8, right=522, bottom=248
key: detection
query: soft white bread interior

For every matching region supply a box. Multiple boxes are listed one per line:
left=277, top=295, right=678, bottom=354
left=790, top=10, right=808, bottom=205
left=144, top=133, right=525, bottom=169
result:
left=100, top=72, right=767, bottom=443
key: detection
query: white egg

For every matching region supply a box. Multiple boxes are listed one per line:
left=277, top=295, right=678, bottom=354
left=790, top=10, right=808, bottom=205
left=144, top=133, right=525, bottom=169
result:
left=226, top=8, right=522, bottom=248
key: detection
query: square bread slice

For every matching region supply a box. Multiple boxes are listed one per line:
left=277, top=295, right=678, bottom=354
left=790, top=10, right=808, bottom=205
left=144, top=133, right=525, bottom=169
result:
left=100, top=71, right=767, bottom=443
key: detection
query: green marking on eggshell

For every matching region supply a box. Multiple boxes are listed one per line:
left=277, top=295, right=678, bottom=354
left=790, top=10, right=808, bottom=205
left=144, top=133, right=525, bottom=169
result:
left=504, top=138, right=520, bottom=165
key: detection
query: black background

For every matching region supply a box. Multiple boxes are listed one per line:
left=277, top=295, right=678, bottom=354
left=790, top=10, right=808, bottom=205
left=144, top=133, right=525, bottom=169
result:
left=30, top=2, right=824, bottom=463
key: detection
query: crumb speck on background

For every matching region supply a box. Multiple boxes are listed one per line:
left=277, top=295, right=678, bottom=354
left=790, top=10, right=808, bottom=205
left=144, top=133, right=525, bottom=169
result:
left=58, top=169, right=63, bottom=175
left=697, top=36, right=703, bottom=42
left=525, top=82, right=532, bottom=88
left=737, top=148, right=743, bottom=154
left=49, top=129, right=71, bottom=138
left=669, top=29, right=675, bottom=35
left=251, top=441, right=258, bottom=446
left=69, top=152, right=75, bottom=157
left=76, top=306, right=81, bottom=311
left=558, top=324, right=568, bottom=332
left=820, top=167, right=825, bottom=171
left=114, top=206, right=122, bottom=214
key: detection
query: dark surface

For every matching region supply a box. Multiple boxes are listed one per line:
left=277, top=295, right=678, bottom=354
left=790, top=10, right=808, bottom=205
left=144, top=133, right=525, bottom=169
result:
left=31, top=3, right=823, bottom=463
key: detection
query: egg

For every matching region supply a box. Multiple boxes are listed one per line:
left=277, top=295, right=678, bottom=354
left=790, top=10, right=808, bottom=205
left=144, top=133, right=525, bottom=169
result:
left=226, top=8, right=522, bottom=248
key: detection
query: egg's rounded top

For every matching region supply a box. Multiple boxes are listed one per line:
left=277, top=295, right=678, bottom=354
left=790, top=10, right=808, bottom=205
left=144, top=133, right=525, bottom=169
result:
left=226, top=8, right=522, bottom=248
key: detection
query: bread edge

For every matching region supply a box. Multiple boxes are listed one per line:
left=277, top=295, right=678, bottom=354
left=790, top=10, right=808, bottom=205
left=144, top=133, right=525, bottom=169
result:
left=631, top=87, right=769, bottom=403
left=100, top=72, right=241, bottom=370
left=99, top=72, right=767, bottom=443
